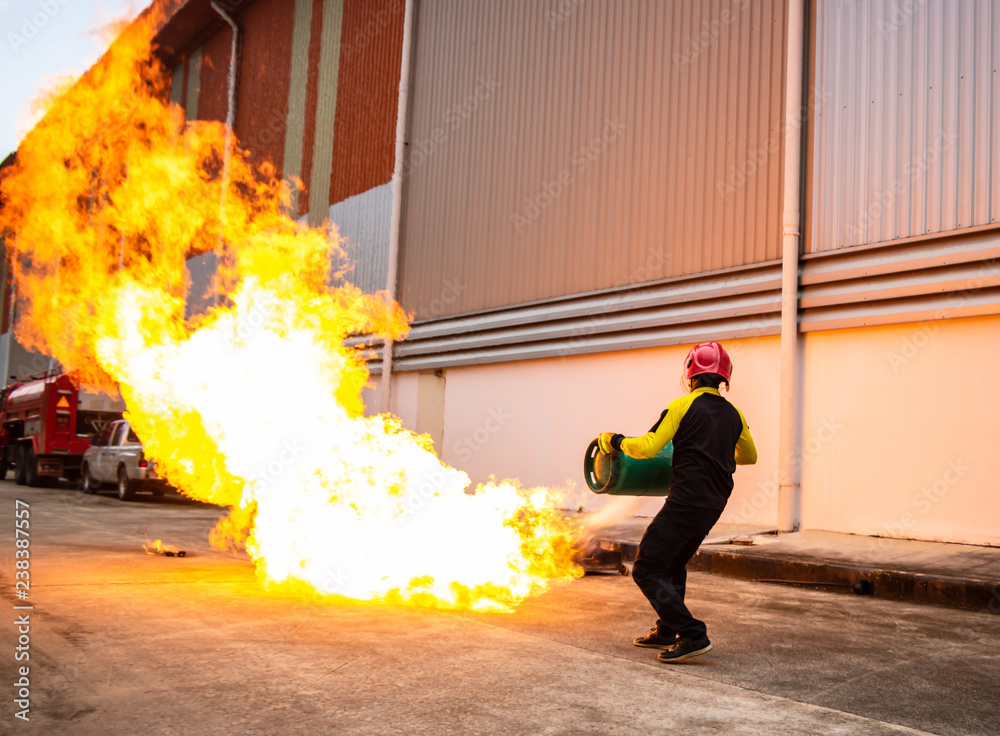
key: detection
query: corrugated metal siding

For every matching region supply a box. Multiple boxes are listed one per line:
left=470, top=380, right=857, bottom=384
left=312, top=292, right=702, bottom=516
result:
left=283, top=0, right=315, bottom=213
left=0, top=224, right=11, bottom=334
left=330, top=182, right=393, bottom=294
left=185, top=47, right=202, bottom=120
left=180, top=56, right=190, bottom=112
left=233, top=0, right=296, bottom=173
left=391, top=261, right=783, bottom=371
left=399, top=0, right=787, bottom=321
left=306, top=0, right=345, bottom=226
left=330, top=0, right=405, bottom=205
left=197, top=27, right=233, bottom=124
left=810, top=0, right=1000, bottom=252
left=170, top=65, right=184, bottom=106
left=299, top=0, right=329, bottom=217
left=799, top=231, right=1000, bottom=331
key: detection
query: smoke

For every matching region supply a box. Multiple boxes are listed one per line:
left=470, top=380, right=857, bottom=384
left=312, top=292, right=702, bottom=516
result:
left=582, top=496, right=651, bottom=532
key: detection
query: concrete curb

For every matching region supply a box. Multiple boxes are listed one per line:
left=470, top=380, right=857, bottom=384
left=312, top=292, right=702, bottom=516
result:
left=692, top=547, right=1000, bottom=614
left=580, top=539, right=1000, bottom=614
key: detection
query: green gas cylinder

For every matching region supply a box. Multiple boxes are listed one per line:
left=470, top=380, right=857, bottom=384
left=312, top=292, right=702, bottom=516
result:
left=583, top=439, right=674, bottom=497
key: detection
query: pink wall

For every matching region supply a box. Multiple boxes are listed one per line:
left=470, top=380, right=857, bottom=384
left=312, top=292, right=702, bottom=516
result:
left=802, top=315, right=1000, bottom=546
left=366, top=316, right=998, bottom=545
left=429, top=338, right=780, bottom=524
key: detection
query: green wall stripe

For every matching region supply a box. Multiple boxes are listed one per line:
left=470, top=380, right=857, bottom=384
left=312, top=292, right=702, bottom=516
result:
left=283, top=0, right=314, bottom=214
left=170, top=65, right=184, bottom=107
left=185, top=47, right=202, bottom=121
left=307, top=0, right=344, bottom=227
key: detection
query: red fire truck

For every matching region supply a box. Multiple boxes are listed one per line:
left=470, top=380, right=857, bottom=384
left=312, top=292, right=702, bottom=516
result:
left=0, top=373, right=124, bottom=486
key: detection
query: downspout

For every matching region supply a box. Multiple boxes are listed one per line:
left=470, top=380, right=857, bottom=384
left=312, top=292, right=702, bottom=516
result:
left=778, top=0, right=806, bottom=532
left=380, top=0, right=416, bottom=414
left=211, top=1, right=240, bottom=300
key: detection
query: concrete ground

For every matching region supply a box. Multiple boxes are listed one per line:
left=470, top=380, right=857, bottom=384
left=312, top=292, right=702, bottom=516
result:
left=2, top=481, right=999, bottom=736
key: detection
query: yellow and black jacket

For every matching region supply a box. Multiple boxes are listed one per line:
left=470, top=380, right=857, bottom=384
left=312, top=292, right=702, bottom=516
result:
left=610, top=387, right=757, bottom=510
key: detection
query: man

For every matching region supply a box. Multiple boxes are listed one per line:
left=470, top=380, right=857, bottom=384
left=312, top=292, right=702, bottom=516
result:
left=598, top=341, right=757, bottom=663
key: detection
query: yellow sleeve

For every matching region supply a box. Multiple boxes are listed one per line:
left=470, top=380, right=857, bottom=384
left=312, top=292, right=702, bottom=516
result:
left=734, top=408, right=757, bottom=465
left=620, top=397, right=685, bottom=459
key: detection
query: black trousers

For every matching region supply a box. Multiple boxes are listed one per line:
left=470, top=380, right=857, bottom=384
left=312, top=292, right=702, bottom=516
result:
left=632, top=499, right=722, bottom=639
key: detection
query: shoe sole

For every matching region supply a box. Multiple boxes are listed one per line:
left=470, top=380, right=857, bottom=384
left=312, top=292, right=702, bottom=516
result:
left=657, top=642, right=713, bottom=663
left=633, top=641, right=674, bottom=650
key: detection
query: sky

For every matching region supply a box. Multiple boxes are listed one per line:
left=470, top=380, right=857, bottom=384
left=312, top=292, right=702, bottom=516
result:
left=0, top=0, right=147, bottom=160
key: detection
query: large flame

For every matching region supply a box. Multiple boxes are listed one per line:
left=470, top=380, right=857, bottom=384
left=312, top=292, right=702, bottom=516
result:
left=0, top=13, right=581, bottom=611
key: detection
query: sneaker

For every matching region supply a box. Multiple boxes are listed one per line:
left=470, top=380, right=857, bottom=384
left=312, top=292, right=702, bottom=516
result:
left=656, top=635, right=712, bottom=663
left=633, top=628, right=677, bottom=649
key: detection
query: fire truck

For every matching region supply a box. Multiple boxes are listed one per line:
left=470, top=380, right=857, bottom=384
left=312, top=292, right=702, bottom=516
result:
left=0, top=372, right=124, bottom=486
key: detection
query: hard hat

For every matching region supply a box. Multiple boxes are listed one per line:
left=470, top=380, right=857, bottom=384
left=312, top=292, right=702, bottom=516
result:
left=681, top=341, right=733, bottom=391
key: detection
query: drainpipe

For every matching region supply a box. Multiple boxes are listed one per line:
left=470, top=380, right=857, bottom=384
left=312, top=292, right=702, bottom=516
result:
left=380, top=0, right=415, bottom=415
left=778, top=0, right=806, bottom=532
left=211, top=1, right=240, bottom=296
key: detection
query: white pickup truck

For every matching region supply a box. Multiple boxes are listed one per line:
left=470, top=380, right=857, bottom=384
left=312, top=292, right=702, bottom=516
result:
left=80, top=419, right=167, bottom=500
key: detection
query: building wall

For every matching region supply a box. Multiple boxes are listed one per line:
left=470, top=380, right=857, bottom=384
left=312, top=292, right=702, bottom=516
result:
left=398, top=0, right=787, bottom=321
left=373, top=336, right=780, bottom=525
left=799, top=0, right=1000, bottom=349
left=801, top=314, right=1000, bottom=547
left=325, top=0, right=406, bottom=292
left=300, top=0, right=345, bottom=223
left=165, top=0, right=405, bottom=296
left=330, top=182, right=393, bottom=295
left=386, top=370, right=418, bottom=426
left=162, top=0, right=403, bottom=204
left=153, top=0, right=1000, bottom=548
left=197, top=26, right=233, bottom=124
left=281, top=0, right=317, bottom=214
left=1, top=334, right=53, bottom=383
left=170, top=64, right=184, bottom=106
left=384, top=0, right=998, bottom=368
left=373, top=315, right=1000, bottom=546
left=809, top=0, right=1000, bottom=252
left=330, top=0, right=406, bottom=204
left=296, top=0, right=404, bottom=228
left=185, top=48, right=202, bottom=120
left=234, top=0, right=297, bottom=174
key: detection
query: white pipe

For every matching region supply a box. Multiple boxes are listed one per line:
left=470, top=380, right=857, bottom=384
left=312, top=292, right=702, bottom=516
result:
left=211, top=1, right=239, bottom=285
left=778, top=0, right=806, bottom=532
left=119, top=160, right=127, bottom=270
left=380, top=0, right=415, bottom=415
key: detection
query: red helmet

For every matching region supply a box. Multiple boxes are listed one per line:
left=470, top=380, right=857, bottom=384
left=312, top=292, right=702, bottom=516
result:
left=682, top=341, right=733, bottom=389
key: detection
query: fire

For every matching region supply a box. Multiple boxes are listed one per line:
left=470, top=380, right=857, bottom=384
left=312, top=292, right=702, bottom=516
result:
left=0, top=12, right=581, bottom=611
left=143, top=538, right=182, bottom=557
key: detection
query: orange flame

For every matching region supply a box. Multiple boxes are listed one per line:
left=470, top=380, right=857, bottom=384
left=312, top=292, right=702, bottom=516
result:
left=1, top=14, right=581, bottom=611
left=143, top=538, right=178, bottom=556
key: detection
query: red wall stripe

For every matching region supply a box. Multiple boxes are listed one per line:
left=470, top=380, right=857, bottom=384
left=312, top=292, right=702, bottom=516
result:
left=197, top=27, right=232, bottom=125
left=329, top=0, right=405, bottom=204
left=233, top=0, right=296, bottom=175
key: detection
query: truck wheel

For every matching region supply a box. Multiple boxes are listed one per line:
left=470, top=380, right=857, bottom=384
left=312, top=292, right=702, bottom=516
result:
left=82, top=464, right=99, bottom=494
left=117, top=467, right=135, bottom=501
left=24, top=448, right=40, bottom=487
left=14, top=446, right=28, bottom=486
